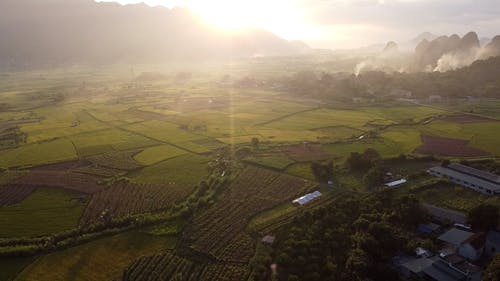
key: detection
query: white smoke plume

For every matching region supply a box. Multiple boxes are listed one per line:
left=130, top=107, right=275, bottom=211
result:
left=433, top=47, right=481, bottom=72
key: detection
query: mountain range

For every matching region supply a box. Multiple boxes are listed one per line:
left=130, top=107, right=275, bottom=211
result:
left=0, top=0, right=311, bottom=69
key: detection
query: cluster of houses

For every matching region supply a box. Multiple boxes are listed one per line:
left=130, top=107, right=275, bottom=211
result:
left=393, top=163, right=500, bottom=280
left=397, top=223, right=500, bottom=281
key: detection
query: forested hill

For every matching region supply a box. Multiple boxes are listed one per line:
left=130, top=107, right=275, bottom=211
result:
left=283, top=56, right=500, bottom=100
left=0, top=0, right=310, bottom=69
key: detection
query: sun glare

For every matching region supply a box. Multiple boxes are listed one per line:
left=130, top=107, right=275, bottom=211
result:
left=99, top=0, right=328, bottom=41
left=189, top=0, right=328, bottom=41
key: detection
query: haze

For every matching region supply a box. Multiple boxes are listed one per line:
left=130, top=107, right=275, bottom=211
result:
left=100, top=0, right=500, bottom=49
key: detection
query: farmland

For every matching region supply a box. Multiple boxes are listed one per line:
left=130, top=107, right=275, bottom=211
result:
left=1, top=67, right=500, bottom=281
left=0, top=188, right=86, bottom=238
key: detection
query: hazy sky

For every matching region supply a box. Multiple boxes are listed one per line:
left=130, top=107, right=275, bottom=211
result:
left=100, top=0, right=500, bottom=49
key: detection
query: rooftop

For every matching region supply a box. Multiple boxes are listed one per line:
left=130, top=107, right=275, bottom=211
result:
left=438, top=228, right=474, bottom=246
left=385, top=179, right=407, bottom=187
left=261, top=235, right=275, bottom=244
left=429, top=166, right=500, bottom=192
left=293, top=191, right=321, bottom=205
left=462, top=232, right=486, bottom=250
left=448, top=163, right=500, bottom=185
left=401, top=257, right=435, bottom=274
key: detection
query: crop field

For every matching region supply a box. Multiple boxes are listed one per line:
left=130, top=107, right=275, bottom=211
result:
left=122, top=252, right=202, bottom=281
left=130, top=154, right=209, bottom=185
left=244, top=153, right=295, bottom=170
left=0, top=138, right=77, bottom=168
left=70, top=129, right=159, bottom=155
left=415, top=135, right=490, bottom=157
left=2, top=68, right=500, bottom=281
left=80, top=182, right=192, bottom=225
left=122, top=252, right=251, bottom=281
left=133, top=144, right=187, bottom=166
left=15, top=231, right=176, bottom=281
left=87, top=150, right=143, bottom=171
left=184, top=166, right=314, bottom=258
left=13, top=171, right=105, bottom=194
left=284, top=143, right=330, bottom=162
left=0, top=188, right=86, bottom=238
left=0, top=185, right=37, bottom=207
left=360, top=105, right=445, bottom=122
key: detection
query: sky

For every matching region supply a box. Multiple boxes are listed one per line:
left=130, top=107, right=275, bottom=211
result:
left=98, top=0, right=500, bottom=49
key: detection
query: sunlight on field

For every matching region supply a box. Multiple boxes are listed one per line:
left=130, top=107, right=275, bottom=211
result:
left=15, top=232, right=176, bottom=281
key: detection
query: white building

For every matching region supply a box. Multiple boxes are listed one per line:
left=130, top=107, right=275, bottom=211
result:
left=293, top=191, right=321, bottom=205
left=428, top=163, right=500, bottom=195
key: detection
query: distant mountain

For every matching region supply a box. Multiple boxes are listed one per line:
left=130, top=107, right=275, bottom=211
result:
left=0, top=0, right=310, bottom=69
left=481, top=36, right=500, bottom=59
left=381, top=41, right=399, bottom=54
left=411, top=31, right=481, bottom=71
left=408, top=32, right=438, bottom=47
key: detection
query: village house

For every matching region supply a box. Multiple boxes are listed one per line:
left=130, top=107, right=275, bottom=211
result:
left=437, top=228, right=485, bottom=261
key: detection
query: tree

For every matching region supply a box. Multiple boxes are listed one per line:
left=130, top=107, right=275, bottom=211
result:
left=363, top=165, right=385, bottom=187
left=346, top=248, right=370, bottom=280
left=346, top=149, right=381, bottom=172
left=467, top=204, right=499, bottom=231
left=484, top=254, right=500, bottom=281
left=311, top=161, right=334, bottom=183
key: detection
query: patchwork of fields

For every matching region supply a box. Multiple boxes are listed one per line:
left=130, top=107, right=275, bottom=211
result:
left=1, top=71, right=500, bottom=281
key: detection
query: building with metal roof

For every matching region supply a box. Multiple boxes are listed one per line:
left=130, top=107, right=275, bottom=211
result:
left=438, top=228, right=474, bottom=247
left=428, top=165, right=500, bottom=195
left=385, top=179, right=407, bottom=187
left=292, top=191, right=321, bottom=205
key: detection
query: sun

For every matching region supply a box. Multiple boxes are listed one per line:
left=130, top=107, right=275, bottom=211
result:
left=98, top=0, right=326, bottom=41
left=187, top=0, right=305, bottom=35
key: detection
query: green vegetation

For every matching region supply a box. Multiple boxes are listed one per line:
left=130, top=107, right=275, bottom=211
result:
left=408, top=182, right=500, bottom=212
left=134, top=144, right=187, bottom=165
left=286, top=162, right=316, bottom=180
left=0, top=138, right=77, bottom=168
left=245, top=154, right=295, bottom=170
left=15, top=231, right=176, bottom=281
left=131, top=154, right=209, bottom=185
left=0, top=188, right=86, bottom=238
left=251, top=191, right=425, bottom=281
left=1, top=61, right=500, bottom=281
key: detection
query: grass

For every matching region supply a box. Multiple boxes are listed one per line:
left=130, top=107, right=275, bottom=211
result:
left=361, top=106, right=444, bottom=122
left=15, top=231, right=176, bottom=281
left=21, top=109, right=109, bottom=143
left=130, top=153, right=209, bottom=185
left=285, top=163, right=316, bottom=180
left=408, top=183, right=500, bottom=212
left=134, top=144, right=187, bottom=166
left=247, top=202, right=296, bottom=230
left=263, top=108, right=378, bottom=131
left=0, top=188, right=86, bottom=238
left=0, top=138, right=77, bottom=168
left=69, top=129, right=158, bottom=155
